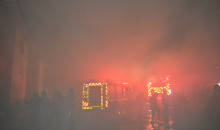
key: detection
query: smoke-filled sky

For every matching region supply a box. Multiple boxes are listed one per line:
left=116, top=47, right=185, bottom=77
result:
left=19, top=0, right=220, bottom=90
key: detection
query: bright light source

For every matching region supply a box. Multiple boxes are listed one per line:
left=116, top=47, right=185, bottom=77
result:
left=168, top=89, right=172, bottom=94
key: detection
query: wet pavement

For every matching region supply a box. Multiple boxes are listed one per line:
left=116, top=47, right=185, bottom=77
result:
left=1, top=100, right=215, bottom=130
left=75, top=105, right=175, bottom=130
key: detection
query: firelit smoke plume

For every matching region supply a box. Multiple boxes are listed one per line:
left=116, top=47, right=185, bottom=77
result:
left=19, top=0, right=220, bottom=91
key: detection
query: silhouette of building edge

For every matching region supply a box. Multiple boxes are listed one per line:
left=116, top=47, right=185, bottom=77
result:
left=0, top=0, right=45, bottom=109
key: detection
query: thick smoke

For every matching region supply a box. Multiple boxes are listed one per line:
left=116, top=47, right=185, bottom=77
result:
left=19, top=0, right=220, bottom=91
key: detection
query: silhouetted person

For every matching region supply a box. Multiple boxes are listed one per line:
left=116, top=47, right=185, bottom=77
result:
left=162, top=89, right=169, bottom=124
left=64, top=89, right=75, bottom=130
left=39, top=91, right=50, bottom=130
left=150, top=90, right=160, bottom=122
left=51, top=90, right=64, bottom=130
left=205, top=84, right=220, bottom=129
left=175, top=92, right=187, bottom=113
left=28, top=92, right=41, bottom=130
left=136, top=92, right=145, bottom=129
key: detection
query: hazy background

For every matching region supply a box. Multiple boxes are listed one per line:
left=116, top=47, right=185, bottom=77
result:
left=18, top=0, right=220, bottom=92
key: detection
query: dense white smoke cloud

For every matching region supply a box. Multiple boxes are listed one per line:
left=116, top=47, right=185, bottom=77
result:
left=19, top=0, right=220, bottom=91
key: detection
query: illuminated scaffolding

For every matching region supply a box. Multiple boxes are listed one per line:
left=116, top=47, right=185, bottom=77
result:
left=82, top=82, right=109, bottom=110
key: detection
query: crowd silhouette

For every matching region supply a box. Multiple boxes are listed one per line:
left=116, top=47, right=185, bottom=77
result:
left=148, top=84, right=220, bottom=130
left=0, top=89, right=76, bottom=130
left=1, top=84, right=220, bottom=130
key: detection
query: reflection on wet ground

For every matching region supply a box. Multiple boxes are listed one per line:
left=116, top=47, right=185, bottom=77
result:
left=144, top=110, right=174, bottom=130
left=145, top=120, right=174, bottom=130
left=76, top=108, right=174, bottom=130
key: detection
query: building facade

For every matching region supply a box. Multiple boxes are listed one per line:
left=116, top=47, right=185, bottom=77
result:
left=0, top=0, right=45, bottom=108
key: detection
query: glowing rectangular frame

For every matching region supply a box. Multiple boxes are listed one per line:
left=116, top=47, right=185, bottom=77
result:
left=147, top=83, right=171, bottom=97
left=82, top=82, right=109, bottom=109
